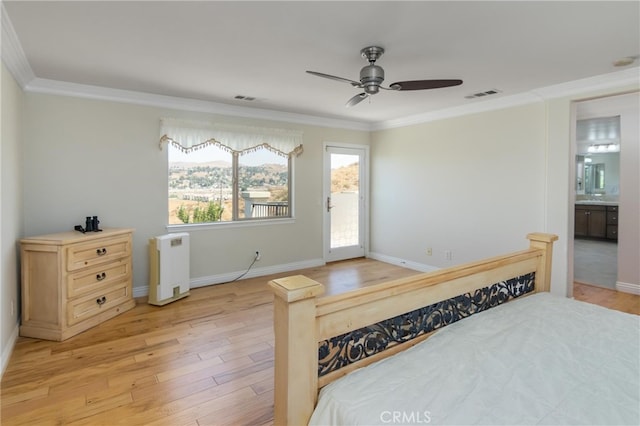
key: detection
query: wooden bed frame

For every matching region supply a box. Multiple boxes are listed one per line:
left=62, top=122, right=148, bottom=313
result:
left=268, top=232, right=558, bottom=425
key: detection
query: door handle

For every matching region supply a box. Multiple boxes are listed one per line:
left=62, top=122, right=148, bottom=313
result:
left=327, top=196, right=333, bottom=212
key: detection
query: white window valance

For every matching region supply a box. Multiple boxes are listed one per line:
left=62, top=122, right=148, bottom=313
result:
left=159, top=118, right=303, bottom=157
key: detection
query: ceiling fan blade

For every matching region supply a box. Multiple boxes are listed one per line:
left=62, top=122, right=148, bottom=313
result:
left=390, top=79, right=463, bottom=91
left=346, top=93, right=368, bottom=107
left=306, top=71, right=361, bottom=87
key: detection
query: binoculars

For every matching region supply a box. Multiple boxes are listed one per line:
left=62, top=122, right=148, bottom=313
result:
left=74, top=216, right=102, bottom=233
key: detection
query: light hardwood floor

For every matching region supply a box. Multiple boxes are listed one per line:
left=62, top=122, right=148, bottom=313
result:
left=2, top=259, right=638, bottom=425
left=1, top=258, right=416, bottom=426
left=574, top=281, right=640, bottom=315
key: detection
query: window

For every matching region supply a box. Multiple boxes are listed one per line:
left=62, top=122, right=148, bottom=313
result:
left=237, top=149, right=290, bottom=220
left=169, top=143, right=233, bottom=224
left=162, top=120, right=302, bottom=225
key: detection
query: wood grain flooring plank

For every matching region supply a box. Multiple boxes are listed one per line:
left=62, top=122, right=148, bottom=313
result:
left=248, top=347, right=274, bottom=363
left=218, top=342, right=272, bottom=363
left=250, top=377, right=273, bottom=395
left=197, top=389, right=274, bottom=426
left=145, top=386, right=257, bottom=426
left=106, top=370, right=158, bottom=394
left=155, top=356, right=224, bottom=383
left=212, top=359, right=273, bottom=386
left=130, top=376, right=217, bottom=405
left=1, top=394, right=87, bottom=426
left=0, top=385, right=49, bottom=406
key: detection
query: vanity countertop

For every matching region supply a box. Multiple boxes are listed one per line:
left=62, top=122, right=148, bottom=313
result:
left=575, top=200, right=619, bottom=206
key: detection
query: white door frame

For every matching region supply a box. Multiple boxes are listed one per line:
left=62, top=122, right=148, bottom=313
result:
left=323, top=142, right=370, bottom=262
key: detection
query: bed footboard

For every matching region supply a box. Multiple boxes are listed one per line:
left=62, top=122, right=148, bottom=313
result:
left=268, top=232, right=557, bottom=425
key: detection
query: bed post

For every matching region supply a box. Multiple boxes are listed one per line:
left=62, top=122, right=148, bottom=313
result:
left=269, top=275, right=325, bottom=426
left=527, top=233, right=559, bottom=292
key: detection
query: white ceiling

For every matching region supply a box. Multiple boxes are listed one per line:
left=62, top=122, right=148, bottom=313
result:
left=3, top=1, right=639, bottom=126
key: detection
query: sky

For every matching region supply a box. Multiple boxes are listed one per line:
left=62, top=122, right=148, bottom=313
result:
left=331, top=153, right=359, bottom=169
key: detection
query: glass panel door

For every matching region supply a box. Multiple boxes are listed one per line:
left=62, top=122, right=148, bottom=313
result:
left=324, top=145, right=366, bottom=261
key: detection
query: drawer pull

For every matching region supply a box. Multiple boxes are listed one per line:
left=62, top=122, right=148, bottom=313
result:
left=96, top=296, right=107, bottom=306
left=96, top=248, right=107, bottom=256
left=96, top=272, right=107, bottom=281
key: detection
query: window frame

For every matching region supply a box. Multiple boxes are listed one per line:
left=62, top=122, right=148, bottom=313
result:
left=167, top=144, right=295, bottom=229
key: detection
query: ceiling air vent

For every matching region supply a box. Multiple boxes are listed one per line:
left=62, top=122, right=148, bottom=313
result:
left=464, top=89, right=501, bottom=99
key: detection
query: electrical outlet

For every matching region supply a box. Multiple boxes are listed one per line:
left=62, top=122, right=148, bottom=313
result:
left=445, top=250, right=453, bottom=261
left=255, top=251, right=261, bottom=261
left=426, top=248, right=432, bottom=256
left=10, top=300, right=15, bottom=316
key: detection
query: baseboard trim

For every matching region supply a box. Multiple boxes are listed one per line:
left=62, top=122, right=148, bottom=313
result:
left=1, top=323, right=19, bottom=379
left=367, top=252, right=440, bottom=273
left=133, top=258, right=326, bottom=298
left=615, top=281, right=640, bottom=295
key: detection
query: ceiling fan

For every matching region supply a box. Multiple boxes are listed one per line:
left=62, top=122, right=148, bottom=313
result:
left=306, top=46, right=463, bottom=107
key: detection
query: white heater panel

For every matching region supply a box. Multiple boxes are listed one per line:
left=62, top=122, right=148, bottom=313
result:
left=156, top=233, right=190, bottom=300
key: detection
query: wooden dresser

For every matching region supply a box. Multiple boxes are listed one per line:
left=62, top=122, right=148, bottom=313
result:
left=20, top=228, right=135, bottom=341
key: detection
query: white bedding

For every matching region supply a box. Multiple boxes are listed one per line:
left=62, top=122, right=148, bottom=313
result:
left=310, top=293, right=640, bottom=425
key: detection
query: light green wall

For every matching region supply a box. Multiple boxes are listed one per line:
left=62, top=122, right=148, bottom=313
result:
left=371, top=103, right=547, bottom=273
left=1, top=62, right=24, bottom=374
left=370, top=85, right=639, bottom=297
left=22, top=93, right=370, bottom=293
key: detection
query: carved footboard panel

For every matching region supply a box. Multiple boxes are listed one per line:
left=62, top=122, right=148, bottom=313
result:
left=268, top=232, right=558, bottom=426
left=318, top=272, right=535, bottom=380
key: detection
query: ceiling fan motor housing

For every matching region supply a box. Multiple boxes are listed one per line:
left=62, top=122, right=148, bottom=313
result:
left=360, top=64, right=384, bottom=94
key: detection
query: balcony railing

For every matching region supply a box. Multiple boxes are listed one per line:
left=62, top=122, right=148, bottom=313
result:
left=251, top=202, right=289, bottom=218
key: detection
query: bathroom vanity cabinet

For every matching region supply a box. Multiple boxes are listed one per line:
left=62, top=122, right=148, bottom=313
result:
left=606, top=205, right=618, bottom=241
left=575, top=204, right=618, bottom=241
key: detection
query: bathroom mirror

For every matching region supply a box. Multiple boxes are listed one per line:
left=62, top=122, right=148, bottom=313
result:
left=584, top=163, right=605, bottom=194
left=575, top=116, right=620, bottom=198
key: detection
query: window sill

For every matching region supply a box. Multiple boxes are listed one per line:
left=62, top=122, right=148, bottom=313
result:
left=167, top=217, right=295, bottom=232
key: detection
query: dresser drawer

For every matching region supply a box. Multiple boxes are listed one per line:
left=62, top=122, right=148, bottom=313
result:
left=67, top=281, right=131, bottom=326
left=67, top=235, right=131, bottom=271
left=67, top=259, right=131, bottom=298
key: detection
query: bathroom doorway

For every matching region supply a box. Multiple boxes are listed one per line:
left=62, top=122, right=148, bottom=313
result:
left=572, top=92, right=639, bottom=293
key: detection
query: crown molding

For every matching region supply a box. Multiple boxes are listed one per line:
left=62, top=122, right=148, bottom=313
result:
left=530, top=67, right=640, bottom=100
left=372, top=68, right=640, bottom=131
left=24, top=77, right=372, bottom=132
left=1, top=3, right=35, bottom=87
left=22, top=68, right=638, bottom=133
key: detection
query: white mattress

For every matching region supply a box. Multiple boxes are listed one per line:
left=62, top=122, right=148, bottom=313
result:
left=310, top=293, right=640, bottom=425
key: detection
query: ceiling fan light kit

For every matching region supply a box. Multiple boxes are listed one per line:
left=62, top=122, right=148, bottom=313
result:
left=307, top=46, right=463, bottom=107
